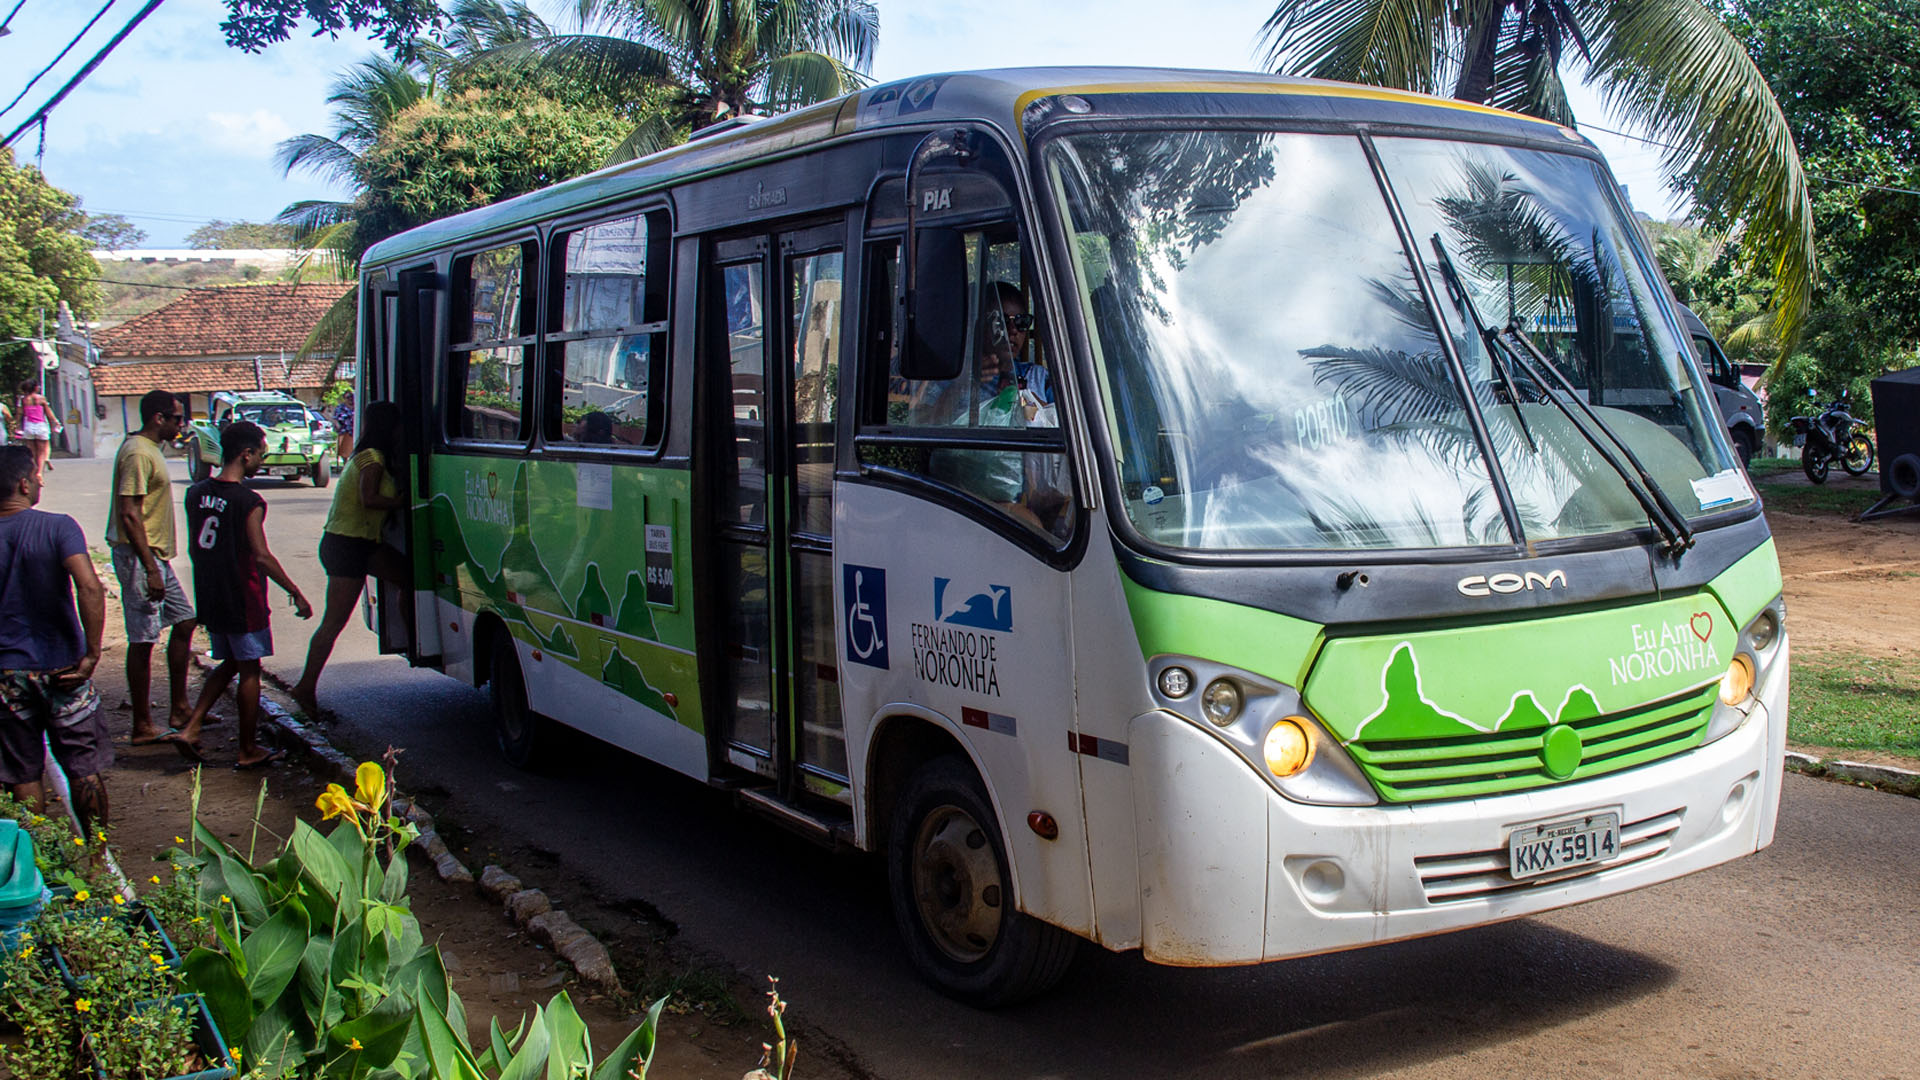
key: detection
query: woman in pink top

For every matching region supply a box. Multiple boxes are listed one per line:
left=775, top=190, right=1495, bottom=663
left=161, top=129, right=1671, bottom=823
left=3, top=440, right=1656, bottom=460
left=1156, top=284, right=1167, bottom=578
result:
left=15, top=379, right=58, bottom=475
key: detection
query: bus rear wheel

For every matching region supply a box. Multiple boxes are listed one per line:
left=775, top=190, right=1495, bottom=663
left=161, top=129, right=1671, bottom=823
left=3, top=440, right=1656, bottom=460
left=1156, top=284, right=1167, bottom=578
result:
left=490, top=631, right=554, bottom=771
left=887, top=756, right=1077, bottom=1007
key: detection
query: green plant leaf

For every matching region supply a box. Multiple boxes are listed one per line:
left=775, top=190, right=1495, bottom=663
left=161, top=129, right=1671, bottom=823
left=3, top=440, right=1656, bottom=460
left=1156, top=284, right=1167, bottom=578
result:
left=591, top=996, right=668, bottom=1080
left=392, top=945, right=450, bottom=1015
left=184, top=945, right=256, bottom=1047
left=498, top=1003, right=550, bottom=1080
left=298, top=933, right=344, bottom=1033
left=293, top=819, right=363, bottom=911
left=380, top=848, right=409, bottom=904
left=542, top=991, right=592, bottom=1080
left=197, top=819, right=271, bottom=928
left=246, top=993, right=315, bottom=1078
left=243, top=905, right=311, bottom=1011
left=415, top=995, right=487, bottom=1080
left=330, top=987, right=416, bottom=1069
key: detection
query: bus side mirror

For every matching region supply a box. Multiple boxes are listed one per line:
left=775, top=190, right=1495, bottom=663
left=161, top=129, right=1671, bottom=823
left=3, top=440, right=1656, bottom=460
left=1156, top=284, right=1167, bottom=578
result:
left=903, top=227, right=967, bottom=381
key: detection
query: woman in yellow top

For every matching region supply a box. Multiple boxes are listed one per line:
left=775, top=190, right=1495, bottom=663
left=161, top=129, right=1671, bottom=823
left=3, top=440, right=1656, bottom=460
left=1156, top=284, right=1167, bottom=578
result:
left=292, top=402, right=405, bottom=717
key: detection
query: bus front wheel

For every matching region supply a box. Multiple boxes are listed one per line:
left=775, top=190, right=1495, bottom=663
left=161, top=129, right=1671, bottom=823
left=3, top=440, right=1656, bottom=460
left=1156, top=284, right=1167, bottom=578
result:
left=887, top=756, right=1077, bottom=1007
left=490, top=632, right=555, bottom=771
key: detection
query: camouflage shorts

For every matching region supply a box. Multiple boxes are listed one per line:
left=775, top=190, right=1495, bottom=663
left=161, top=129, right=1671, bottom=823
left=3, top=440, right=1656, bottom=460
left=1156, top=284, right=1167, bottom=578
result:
left=0, top=670, right=109, bottom=785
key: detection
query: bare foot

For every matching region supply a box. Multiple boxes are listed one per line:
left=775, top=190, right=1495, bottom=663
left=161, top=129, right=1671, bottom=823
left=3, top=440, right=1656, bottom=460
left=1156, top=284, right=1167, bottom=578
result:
left=161, top=732, right=207, bottom=762
left=234, top=747, right=287, bottom=770
left=130, top=724, right=171, bottom=746
left=290, top=689, right=320, bottom=719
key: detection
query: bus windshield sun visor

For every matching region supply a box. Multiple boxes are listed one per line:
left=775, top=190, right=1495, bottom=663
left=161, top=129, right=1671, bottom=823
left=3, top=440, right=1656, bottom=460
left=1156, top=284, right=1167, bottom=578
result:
left=1428, top=235, right=1694, bottom=556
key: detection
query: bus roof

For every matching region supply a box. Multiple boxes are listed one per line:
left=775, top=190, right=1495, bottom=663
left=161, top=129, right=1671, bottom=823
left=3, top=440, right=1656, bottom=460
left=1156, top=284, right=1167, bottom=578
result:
left=361, top=67, right=1581, bottom=267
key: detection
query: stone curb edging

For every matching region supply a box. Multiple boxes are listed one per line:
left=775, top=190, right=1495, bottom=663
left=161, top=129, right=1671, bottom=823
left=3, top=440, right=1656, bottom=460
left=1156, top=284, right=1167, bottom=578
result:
left=1784, top=750, right=1920, bottom=798
left=185, top=654, right=626, bottom=995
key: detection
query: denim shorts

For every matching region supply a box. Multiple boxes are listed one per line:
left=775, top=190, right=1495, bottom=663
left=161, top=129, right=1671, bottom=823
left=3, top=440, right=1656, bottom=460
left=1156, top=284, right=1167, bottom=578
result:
left=111, top=546, right=195, bottom=644
left=208, top=628, right=273, bottom=663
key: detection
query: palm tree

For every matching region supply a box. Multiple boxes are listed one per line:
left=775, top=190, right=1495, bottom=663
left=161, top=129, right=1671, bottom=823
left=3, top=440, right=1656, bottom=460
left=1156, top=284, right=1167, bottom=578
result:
left=1258, top=0, right=1814, bottom=354
left=478, top=0, right=879, bottom=159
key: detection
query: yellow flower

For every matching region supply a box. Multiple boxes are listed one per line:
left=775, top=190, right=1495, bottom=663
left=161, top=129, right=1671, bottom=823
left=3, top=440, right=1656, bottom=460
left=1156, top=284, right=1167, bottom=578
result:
left=74, top=890, right=89, bottom=902
left=112, top=894, right=126, bottom=905
left=316, top=784, right=357, bottom=821
left=220, top=895, right=231, bottom=904
left=74, top=999, right=91, bottom=1012
left=230, top=1048, right=242, bottom=1063
left=149, top=953, right=167, bottom=967
left=173, top=836, right=185, bottom=844
left=71, top=837, right=83, bottom=846
left=348, top=1038, right=364, bottom=1051
left=149, top=875, right=161, bottom=885
left=19, top=943, right=32, bottom=958
left=94, top=830, right=106, bottom=842
left=354, top=761, right=388, bottom=811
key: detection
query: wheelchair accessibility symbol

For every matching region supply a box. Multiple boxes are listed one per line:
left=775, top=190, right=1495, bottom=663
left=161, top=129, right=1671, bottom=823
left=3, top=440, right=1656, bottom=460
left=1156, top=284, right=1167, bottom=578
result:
left=843, top=564, right=889, bottom=669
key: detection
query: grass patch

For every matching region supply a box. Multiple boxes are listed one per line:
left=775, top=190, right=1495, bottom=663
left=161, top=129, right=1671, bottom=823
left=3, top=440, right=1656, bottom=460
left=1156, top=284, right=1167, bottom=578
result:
left=1789, top=649, right=1920, bottom=754
left=1755, top=478, right=1879, bottom=517
left=1747, top=456, right=1799, bottom=478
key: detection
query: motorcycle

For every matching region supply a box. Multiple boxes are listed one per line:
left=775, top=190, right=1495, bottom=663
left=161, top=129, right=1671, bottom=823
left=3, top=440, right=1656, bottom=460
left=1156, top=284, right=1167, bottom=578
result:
left=1788, top=389, right=1875, bottom=484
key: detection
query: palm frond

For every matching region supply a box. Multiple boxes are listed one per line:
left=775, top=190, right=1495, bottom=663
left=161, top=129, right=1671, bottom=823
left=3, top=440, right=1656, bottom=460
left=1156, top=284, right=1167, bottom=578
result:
left=273, top=200, right=357, bottom=242
left=296, top=290, right=359, bottom=363
left=762, top=50, right=856, bottom=108
left=600, top=112, right=683, bottom=165
left=273, top=134, right=361, bottom=186
left=471, top=34, right=680, bottom=97
left=1260, top=0, right=1454, bottom=95
left=1576, top=0, right=1813, bottom=351
left=327, top=55, right=431, bottom=151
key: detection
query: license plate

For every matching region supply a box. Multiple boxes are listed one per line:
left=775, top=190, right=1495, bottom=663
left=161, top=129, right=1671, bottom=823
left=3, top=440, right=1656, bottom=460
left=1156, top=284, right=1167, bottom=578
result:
left=271, top=466, right=300, bottom=477
left=1507, top=812, right=1619, bottom=880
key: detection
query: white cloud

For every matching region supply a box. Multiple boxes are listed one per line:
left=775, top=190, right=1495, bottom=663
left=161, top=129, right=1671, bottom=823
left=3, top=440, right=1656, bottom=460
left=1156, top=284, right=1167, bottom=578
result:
left=203, top=109, right=297, bottom=157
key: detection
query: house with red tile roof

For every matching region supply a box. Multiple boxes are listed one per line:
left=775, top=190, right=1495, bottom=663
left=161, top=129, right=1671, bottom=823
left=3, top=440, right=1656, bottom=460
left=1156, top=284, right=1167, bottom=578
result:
left=91, top=282, right=353, bottom=451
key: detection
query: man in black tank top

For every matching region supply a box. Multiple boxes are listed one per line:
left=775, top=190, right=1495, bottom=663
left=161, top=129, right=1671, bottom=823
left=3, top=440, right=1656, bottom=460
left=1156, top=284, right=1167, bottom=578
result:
left=168, top=422, right=311, bottom=766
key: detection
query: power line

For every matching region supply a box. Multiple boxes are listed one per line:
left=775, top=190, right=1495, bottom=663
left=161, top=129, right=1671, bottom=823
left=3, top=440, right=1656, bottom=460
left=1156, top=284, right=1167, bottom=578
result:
left=0, top=0, right=30, bottom=35
left=0, top=0, right=117, bottom=123
left=1580, top=120, right=1920, bottom=198
left=2, top=0, right=168, bottom=151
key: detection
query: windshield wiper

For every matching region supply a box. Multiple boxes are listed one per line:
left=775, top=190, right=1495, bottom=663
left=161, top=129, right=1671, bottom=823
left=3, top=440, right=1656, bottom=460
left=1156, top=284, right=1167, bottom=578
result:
left=1501, top=320, right=1696, bottom=555
left=1426, top=236, right=1692, bottom=555
left=1428, top=237, right=1538, bottom=454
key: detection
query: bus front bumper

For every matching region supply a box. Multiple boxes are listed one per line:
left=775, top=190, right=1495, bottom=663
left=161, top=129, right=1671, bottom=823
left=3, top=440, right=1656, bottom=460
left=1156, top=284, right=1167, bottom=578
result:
left=1125, top=640, right=1788, bottom=966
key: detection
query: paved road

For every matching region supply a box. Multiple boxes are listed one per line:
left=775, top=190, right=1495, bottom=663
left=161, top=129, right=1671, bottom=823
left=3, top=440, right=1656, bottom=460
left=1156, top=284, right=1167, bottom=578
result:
left=42, top=455, right=1920, bottom=1079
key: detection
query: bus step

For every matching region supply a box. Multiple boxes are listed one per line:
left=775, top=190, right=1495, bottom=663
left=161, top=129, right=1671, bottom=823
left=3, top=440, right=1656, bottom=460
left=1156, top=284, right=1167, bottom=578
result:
left=737, top=788, right=856, bottom=849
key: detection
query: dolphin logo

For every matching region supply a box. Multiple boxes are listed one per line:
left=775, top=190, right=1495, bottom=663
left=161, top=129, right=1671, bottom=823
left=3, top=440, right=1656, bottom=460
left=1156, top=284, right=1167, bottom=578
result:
left=934, top=577, right=1012, bottom=632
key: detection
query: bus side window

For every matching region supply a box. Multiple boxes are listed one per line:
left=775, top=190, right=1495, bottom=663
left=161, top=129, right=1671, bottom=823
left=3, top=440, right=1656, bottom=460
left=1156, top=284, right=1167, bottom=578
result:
left=545, top=209, right=670, bottom=448
left=856, top=232, right=1075, bottom=542
left=449, top=240, right=537, bottom=443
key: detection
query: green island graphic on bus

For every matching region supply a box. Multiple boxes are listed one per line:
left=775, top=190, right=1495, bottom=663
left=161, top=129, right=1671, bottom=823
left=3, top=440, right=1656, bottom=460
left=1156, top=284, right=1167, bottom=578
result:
left=427, top=458, right=680, bottom=724
left=1352, top=643, right=1602, bottom=742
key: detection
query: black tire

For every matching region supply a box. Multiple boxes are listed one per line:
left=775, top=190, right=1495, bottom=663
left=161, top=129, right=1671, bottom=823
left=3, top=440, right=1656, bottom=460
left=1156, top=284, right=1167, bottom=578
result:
left=311, top=461, right=331, bottom=488
left=887, top=756, right=1077, bottom=1007
left=490, top=631, right=555, bottom=771
left=1731, top=427, right=1757, bottom=470
left=1801, top=445, right=1830, bottom=484
left=1841, top=433, right=1875, bottom=476
left=1889, top=454, right=1920, bottom=500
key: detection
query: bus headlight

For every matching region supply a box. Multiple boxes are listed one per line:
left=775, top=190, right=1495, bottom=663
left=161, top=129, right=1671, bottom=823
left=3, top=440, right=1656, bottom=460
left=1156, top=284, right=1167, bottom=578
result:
left=1201, top=679, right=1242, bottom=726
left=1703, top=597, right=1785, bottom=744
left=1263, top=718, right=1315, bottom=778
left=1149, top=657, right=1377, bottom=805
left=1718, top=653, right=1755, bottom=706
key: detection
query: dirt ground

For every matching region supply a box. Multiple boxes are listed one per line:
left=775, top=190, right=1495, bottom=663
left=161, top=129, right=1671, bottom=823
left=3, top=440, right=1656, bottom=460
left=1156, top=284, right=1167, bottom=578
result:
left=88, top=605, right=809, bottom=1080
left=1760, top=473, right=1920, bottom=770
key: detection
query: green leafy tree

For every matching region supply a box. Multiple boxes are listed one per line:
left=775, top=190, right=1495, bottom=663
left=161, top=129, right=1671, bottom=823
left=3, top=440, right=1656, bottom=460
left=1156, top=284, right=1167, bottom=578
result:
left=0, top=148, right=97, bottom=388
left=222, top=0, right=446, bottom=54
left=81, top=212, right=146, bottom=251
left=479, top=0, right=878, bottom=158
left=1259, top=0, right=1815, bottom=352
left=1728, top=0, right=1920, bottom=350
left=183, top=219, right=299, bottom=248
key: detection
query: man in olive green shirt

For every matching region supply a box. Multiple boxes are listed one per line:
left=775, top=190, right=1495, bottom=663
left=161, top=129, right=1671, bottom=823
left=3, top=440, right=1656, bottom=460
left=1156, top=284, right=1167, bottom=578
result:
left=106, top=390, right=197, bottom=743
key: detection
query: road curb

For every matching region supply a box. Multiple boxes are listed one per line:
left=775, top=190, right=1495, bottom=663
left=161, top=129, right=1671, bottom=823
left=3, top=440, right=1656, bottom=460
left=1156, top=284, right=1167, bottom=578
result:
left=1784, top=749, right=1920, bottom=798
left=187, top=653, right=627, bottom=995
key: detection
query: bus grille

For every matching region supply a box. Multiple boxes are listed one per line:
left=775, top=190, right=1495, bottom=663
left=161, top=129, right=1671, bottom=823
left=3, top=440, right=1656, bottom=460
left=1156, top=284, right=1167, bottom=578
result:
left=1346, top=683, right=1717, bottom=804
left=1414, top=809, right=1685, bottom=903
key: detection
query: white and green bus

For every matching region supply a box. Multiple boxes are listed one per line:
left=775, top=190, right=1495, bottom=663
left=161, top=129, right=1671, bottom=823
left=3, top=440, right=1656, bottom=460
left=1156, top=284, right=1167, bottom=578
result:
left=356, top=68, right=1788, bottom=1005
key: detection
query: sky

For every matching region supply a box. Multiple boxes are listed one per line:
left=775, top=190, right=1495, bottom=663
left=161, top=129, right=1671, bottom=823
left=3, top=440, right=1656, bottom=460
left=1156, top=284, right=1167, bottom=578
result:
left=0, top=0, right=1687, bottom=249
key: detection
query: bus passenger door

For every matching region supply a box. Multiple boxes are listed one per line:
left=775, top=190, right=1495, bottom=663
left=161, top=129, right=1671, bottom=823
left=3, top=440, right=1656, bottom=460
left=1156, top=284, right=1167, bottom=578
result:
left=709, top=226, right=848, bottom=799
left=372, top=268, right=444, bottom=664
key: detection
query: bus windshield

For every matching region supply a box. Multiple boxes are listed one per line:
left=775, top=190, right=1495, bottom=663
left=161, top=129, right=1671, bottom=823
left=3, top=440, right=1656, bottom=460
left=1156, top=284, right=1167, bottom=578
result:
left=1045, top=129, right=1748, bottom=553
